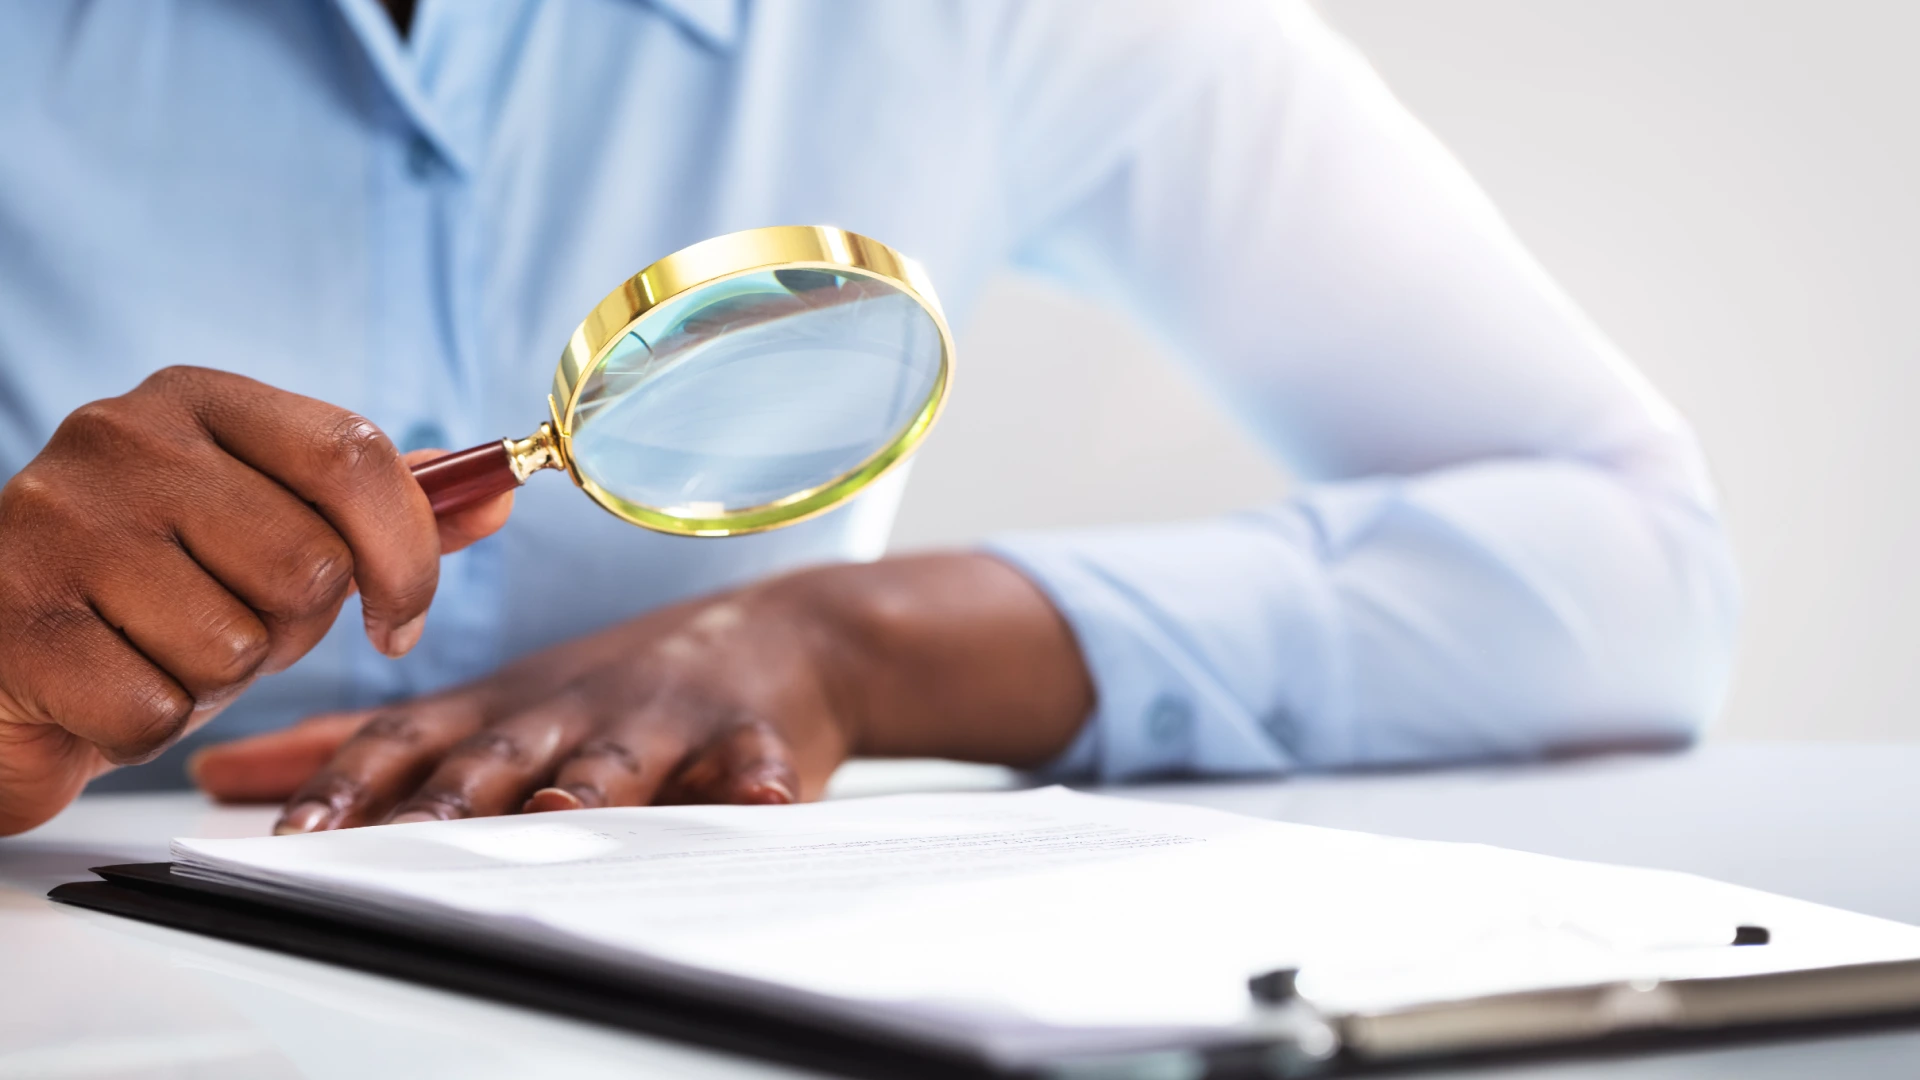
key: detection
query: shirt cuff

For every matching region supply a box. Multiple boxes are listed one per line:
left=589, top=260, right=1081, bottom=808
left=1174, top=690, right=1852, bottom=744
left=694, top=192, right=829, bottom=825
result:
left=985, top=510, right=1344, bottom=782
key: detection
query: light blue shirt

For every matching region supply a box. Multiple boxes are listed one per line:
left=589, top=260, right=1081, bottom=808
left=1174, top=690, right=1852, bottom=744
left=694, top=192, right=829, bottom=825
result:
left=0, top=0, right=1739, bottom=788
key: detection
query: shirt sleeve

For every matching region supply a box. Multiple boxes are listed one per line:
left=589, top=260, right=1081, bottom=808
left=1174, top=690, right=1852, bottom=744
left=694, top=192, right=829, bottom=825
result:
left=981, top=0, right=1741, bottom=779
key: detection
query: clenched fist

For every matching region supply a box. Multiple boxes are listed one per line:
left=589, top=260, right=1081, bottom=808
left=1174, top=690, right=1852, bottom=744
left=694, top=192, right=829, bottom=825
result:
left=0, top=366, right=510, bottom=835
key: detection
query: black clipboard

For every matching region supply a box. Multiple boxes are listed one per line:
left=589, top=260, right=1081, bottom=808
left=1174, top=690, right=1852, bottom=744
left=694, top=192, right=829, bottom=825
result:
left=49, top=863, right=1920, bottom=1078
left=51, top=863, right=1001, bottom=1080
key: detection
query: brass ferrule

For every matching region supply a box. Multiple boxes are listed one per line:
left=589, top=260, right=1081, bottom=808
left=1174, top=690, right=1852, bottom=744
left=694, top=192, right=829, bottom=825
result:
left=504, top=423, right=563, bottom=483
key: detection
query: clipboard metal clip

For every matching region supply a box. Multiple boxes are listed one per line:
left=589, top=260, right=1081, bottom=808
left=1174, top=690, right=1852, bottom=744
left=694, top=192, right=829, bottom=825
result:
left=1040, top=968, right=1342, bottom=1080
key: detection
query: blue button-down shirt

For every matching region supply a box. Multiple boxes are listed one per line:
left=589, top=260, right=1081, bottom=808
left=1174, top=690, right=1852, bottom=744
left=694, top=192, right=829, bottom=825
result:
left=0, top=0, right=1739, bottom=788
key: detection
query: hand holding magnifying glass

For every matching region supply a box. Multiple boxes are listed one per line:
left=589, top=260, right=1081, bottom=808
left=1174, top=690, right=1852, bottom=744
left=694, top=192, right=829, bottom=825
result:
left=0, top=226, right=952, bottom=838
left=409, top=226, right=954, bottom=537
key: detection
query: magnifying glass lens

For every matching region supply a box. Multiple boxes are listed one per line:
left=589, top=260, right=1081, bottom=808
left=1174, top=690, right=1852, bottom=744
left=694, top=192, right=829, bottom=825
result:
left=569, top=269, right=945, bottom=517
left=408, top=227, right=953, bottom=534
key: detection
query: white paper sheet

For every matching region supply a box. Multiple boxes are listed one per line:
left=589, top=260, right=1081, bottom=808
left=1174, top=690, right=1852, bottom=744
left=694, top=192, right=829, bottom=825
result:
left=170, top=788, right=1920, bottom=1065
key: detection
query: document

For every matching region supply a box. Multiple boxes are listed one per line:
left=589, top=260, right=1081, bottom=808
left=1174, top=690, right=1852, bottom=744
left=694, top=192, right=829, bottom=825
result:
left=170, top=788, right=1920, bottom=1067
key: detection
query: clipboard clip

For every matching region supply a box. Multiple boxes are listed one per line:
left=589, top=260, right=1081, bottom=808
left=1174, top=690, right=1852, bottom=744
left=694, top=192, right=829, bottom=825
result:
left=1043, top=923, right=1784, bottom=1079
left=1040, top=968, right=1342, bottom=1080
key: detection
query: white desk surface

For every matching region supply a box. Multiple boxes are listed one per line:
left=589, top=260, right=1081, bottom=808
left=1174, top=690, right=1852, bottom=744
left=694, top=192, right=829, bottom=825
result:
left=4, top=744, right=1918, bottom=1079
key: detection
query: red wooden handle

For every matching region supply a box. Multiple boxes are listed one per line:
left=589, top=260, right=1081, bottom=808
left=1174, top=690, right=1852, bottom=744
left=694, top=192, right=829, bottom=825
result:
left=411, top=441, right=522, bottom=516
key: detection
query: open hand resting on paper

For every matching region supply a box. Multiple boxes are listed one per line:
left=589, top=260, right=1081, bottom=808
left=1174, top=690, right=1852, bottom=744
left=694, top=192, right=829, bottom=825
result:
left=0, top=367, right=512, bottom=836
left=190, top=554, right=1092, bottom=832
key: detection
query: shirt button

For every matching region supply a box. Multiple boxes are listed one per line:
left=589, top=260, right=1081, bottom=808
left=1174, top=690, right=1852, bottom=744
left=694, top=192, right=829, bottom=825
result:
left=405, top=135, right=440, bottom=179
left=400, top=420, right=451, bottom=454
left=1146, top=696, right=1193, bottom=746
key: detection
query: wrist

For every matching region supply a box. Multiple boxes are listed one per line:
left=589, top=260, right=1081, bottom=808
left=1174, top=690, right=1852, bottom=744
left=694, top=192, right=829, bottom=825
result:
left=752, top=562, right=891, bottom=759
left=754, top=553, right=1093, bottom=767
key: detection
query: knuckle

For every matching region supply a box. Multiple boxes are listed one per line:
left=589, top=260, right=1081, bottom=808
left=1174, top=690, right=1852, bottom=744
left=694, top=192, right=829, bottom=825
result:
left=370, top=575, right=437, bottom=626
left=14, top=600, right=91, bottom=660
left=357, top=711, right=433, bottom=746
left=295, top=769, right=369, bottom=810
left=318, top=413, right=398, bottom=477
left=398, top=789, right=473, bottom=819
left=570, top=737, right=642, bottom=776
left=0, top=470, right=76, bottom=527
left=36, top=396, right=201, bottom=511
left=137, top=365, right=210, bottom=396
left=52, top=395, right=186, bottom=463
left=106, top=679, right=196, bottom=764
left=453, top=730, right=528, bottom=768
left=10, top=579, right=93, bottom=633
left=200, top=615, right=271, bottom=687
left=55, top=399, right=136, bottom=445
left=269, top=533, right=354, bottom=617
left=0, top=597, right=84, bottom=704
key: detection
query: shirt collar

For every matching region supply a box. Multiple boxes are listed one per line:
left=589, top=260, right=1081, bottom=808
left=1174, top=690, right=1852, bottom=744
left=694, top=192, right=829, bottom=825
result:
left=328, top=0, right=470, bottom=169
left=327, top=0, right=739, bottom=171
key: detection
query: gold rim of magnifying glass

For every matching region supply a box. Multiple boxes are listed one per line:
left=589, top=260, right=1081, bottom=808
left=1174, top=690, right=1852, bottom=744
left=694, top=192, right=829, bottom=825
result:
left=531, top=225, right=954, bottom=538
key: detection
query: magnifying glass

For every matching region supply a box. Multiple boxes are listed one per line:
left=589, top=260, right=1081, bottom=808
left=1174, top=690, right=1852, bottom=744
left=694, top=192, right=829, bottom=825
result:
left=410, top=225, right=954, bottom=537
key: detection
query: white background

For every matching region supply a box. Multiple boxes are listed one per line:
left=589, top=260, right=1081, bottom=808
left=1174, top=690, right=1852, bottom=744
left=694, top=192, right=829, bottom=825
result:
left=890, top=0, right=1920, bottom=742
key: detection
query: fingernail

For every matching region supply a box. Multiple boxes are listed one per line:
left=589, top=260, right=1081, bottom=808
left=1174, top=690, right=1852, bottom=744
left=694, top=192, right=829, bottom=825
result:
left=740, top=776, right=796, bottom=805
left=379, top=614, right=428, bottom=658
left=274, top=802, right=331, bottom=835
left=185, top=748, right=210, bottom=785
left=386, top=810, right=442, bottom=825
left=523, top=787, right=586, bottom=814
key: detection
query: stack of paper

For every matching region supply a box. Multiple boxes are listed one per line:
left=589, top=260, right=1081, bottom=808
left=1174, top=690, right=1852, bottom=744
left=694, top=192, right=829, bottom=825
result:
left=169, top=788, right=1920, bottom=1069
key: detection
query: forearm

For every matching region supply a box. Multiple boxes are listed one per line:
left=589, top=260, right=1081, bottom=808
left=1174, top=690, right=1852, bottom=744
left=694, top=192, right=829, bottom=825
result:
left=979, top=1, right=1743, bottom=778
left=987, top=457, right=1740, bottom=780
left=765, top=552, right=1094, bottom=768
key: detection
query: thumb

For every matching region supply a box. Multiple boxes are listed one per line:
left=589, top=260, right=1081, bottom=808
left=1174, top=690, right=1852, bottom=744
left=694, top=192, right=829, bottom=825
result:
left=401, top=447, right=515, bottom=555
left=189, top=711, right=370, bottom=804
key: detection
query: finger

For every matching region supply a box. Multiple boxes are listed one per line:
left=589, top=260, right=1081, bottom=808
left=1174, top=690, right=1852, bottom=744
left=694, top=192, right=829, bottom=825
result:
left=171, top=454, right=356, bottom=675
left=145, top=367, right=439, bottom=657
left=528, top=719, right=693, bottom=813
left=0, top=604, right=196, bottom=765
left=434, top=488, right=513, bottom=554
left=0, top=721, right=106, bottom=836
left=401, top=448, right=514, bottom=555
left=188, top=710, right=371, bottom=804
left=87, top=545, right=270, bottom=710
left=384, top=693, right=598, bottom=824
left=272, top=698, right=485, bottom=833
left=658, top=721, right=799, bottom=806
